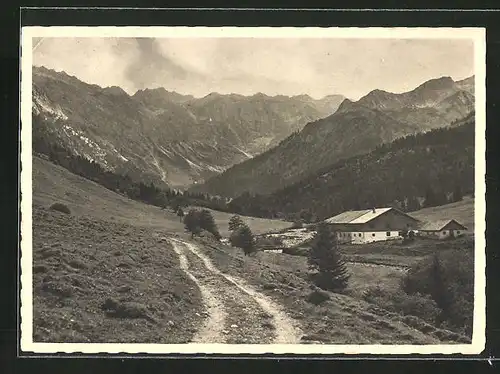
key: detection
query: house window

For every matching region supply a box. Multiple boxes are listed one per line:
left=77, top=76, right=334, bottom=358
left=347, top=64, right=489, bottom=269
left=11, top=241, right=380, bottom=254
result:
left=372, top=233, right=375, bottom=237
left=386, top=232, right=391, bottom=236
left=457, top=231, right=461, bottom=235
left=442, top=230, right=447, bottom=235
left=359, top=233, right=362, bottom=237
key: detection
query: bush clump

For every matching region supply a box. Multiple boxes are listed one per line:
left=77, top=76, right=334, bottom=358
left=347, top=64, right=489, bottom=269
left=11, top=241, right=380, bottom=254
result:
left=402, top=249, right=474, bottom=336
left=101, top=297, right=156, bottom=323
left=306, top=289, right=331, bottom=305
left=183, top=209, right=221, bottom=240
left=49, top=202, right=71, bottom=215
left=363, top=285, right=441, bottom=324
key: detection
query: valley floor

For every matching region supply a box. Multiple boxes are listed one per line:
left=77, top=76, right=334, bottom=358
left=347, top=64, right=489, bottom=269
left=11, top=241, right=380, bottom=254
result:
left=30, top=156, right=471, bottom=345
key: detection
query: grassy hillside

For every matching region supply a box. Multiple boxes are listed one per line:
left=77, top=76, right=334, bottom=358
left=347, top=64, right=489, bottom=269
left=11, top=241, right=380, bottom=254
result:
left=33, top=156, right=184, bottom=231
left=409, top=196, right=475, bottom=232
left=32, top=204, right=205, bottom=343
left=33, top=155, right=292, bottom=236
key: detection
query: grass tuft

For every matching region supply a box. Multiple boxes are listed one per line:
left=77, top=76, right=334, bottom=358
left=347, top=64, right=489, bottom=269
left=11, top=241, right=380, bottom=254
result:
left=50, top=202, right=71, bottom=215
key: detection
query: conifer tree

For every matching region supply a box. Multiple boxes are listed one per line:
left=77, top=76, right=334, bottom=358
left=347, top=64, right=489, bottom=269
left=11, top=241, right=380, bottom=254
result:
left=183, top=209, right=201, bottom=238
left=308, top=222, right=350, bottom=291
left=453, top=184, right=464, bottom=202
left=228, top=215, right=244, bottom=232
left=230, top=224, right=255, bottom=256
left=198, top=209, right=221, bottom=240
left=429, top=254, right=452, bottom=322
left=406, top=195, right=421, bottom=212
left=424, top=188, right=438, bottom=208
left=176, top=207, right=185, bottom=222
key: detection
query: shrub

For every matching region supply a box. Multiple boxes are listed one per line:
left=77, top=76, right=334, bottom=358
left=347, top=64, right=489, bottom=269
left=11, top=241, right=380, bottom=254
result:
left=402, top=250, right=474, bottom=336
left=363, top=286, right=440, bottom=324
left=306, top=289, right=330, bottom=305
left=49, top=202, right=71, bottom=214
left=394, top=292, right=441, bottom=322
left=362, top=285, right=387, bottom=301
left=100, top=297, right=153, bottom=321
left=402, top=249, right=473, bottom=335
left=283, top=246, right=308, bottom=257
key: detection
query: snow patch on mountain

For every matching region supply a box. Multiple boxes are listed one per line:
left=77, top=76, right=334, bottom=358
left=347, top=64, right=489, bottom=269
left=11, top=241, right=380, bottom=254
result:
left=182, top=155, right=204, bottom=171
left=233, top=146, right=253, bottom=159
left=33, top=91, right=68, bottom=121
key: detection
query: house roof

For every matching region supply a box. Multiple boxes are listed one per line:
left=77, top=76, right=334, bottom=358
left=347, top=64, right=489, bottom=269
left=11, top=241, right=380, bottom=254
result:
left=418, top=219, right=467, bottom=231
left=325, top=207, right=396, bottom=224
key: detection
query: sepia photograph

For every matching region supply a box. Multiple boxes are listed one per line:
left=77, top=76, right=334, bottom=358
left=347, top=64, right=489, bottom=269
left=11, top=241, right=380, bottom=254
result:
left=20, top=26, right=486, bottom=355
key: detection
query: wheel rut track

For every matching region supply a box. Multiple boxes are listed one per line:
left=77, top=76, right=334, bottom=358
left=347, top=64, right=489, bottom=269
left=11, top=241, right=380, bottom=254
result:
left=168, top=238, right=302, bottom=344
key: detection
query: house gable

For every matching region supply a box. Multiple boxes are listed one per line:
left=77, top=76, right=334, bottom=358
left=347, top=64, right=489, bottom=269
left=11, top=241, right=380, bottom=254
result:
left=358, top=208, right=420, bottom=231
left=443, top=220, right=468, bottom=231
left=419, top=219, right=467, bottom=232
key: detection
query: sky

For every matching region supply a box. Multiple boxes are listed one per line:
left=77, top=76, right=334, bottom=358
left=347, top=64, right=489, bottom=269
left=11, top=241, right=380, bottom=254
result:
left=32, top=37, right=475, bottom=100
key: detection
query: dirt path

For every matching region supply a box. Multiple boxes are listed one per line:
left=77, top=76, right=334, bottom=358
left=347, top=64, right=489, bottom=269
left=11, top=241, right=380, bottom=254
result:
left=170, top=240, right=227, bottom=343
left=168, top=238, right=303, bottom=344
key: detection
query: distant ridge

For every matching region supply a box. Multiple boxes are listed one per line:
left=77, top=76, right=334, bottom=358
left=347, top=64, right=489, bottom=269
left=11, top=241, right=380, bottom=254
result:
left=32, top=65, right=345, bottom=188
left=191, top=75, right=475, bottom=197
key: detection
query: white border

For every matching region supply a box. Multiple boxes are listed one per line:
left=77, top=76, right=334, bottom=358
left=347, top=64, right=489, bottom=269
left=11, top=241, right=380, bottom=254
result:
left=20, top=26, right=486, bottom=355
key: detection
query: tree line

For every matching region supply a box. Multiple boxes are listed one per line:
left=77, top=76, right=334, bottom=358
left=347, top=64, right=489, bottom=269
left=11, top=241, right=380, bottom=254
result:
left=227, top=115, right=475, bottom=222
left=32, top=124, right=229, bottom=213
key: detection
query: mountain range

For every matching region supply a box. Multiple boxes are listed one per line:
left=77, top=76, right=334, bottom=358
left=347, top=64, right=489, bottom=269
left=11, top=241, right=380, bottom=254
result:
left=32, top=65, right=345, bottom=188
left=191, top=75, right=475, bottom=197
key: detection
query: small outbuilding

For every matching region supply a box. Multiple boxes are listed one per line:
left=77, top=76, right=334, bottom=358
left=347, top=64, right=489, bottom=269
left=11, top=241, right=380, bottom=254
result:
left=418, top=219, right=467, bottom=239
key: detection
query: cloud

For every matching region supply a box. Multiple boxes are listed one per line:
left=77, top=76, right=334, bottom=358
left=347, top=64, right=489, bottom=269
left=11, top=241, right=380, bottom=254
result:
left=123, top=38, right=207, bottom=92
left=32, top=37, right=475, bottom=99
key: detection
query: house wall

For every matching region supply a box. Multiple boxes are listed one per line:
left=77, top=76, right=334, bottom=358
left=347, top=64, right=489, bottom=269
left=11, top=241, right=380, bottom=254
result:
left=262, top=249, right=283, bottom=253
left=420, top=228, right=466, bottom=240
left=336, top=230, right=401, bottom=244
left=443, top=221, right=468, bottom=231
